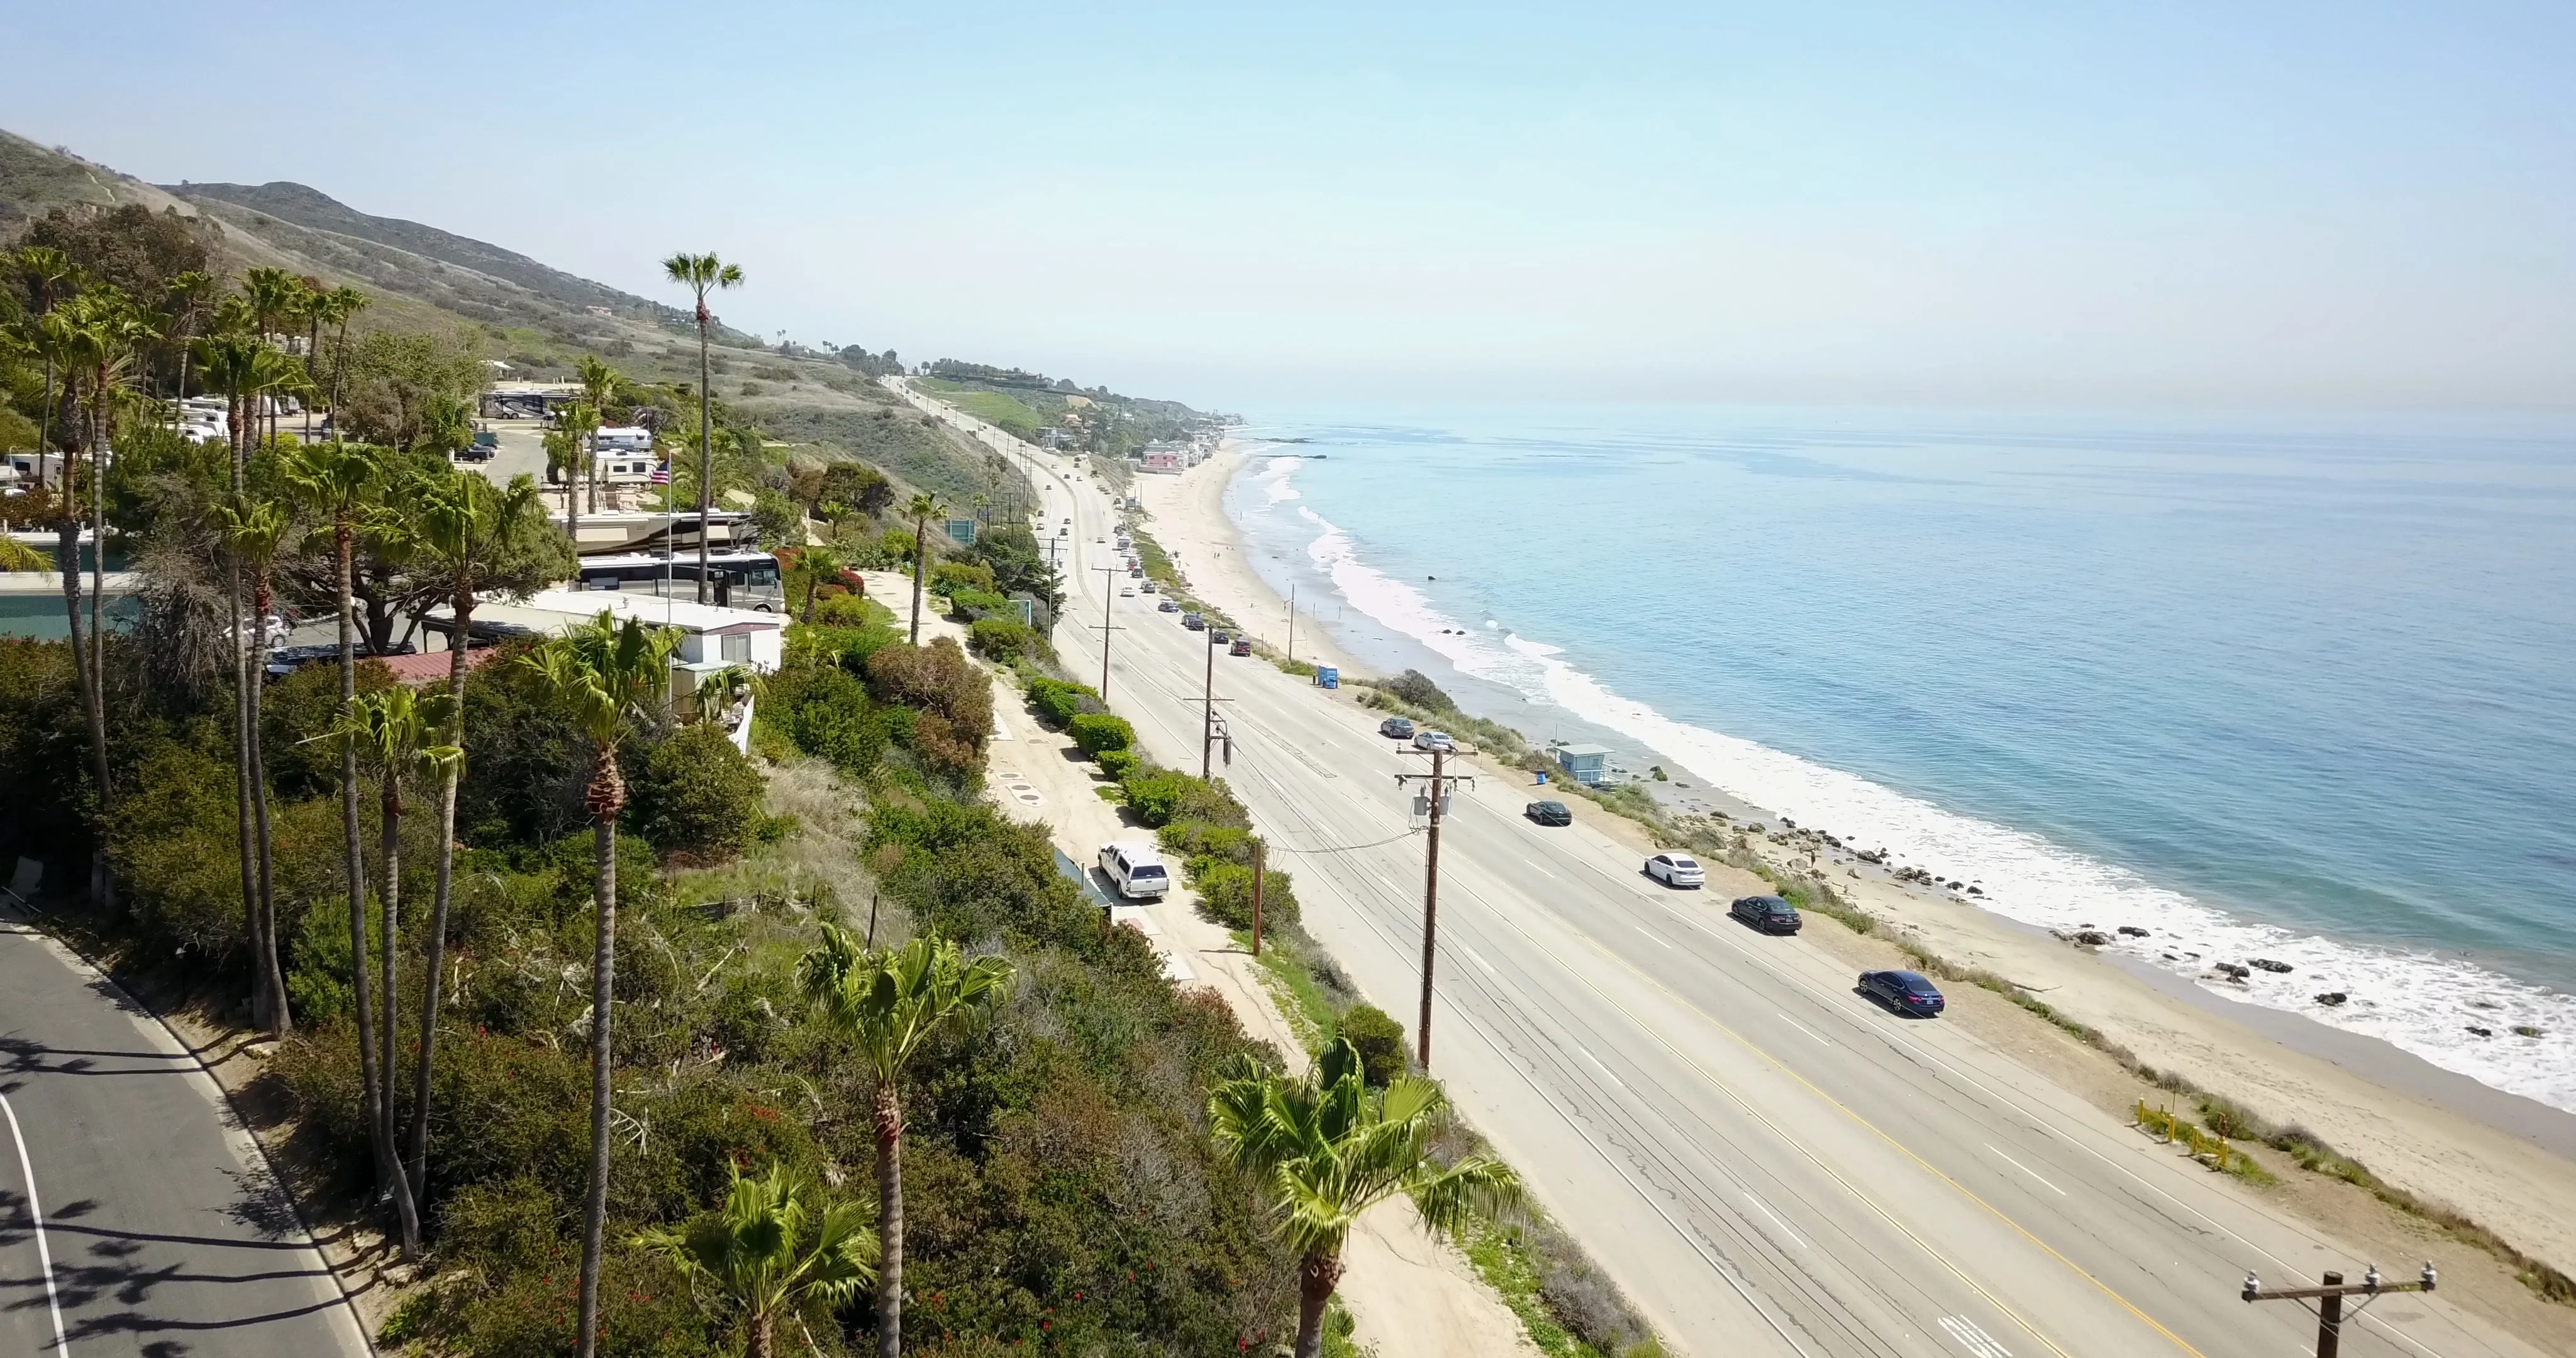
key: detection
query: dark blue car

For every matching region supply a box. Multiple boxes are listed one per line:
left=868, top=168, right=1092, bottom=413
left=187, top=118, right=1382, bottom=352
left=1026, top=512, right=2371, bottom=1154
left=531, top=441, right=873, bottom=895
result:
left=1858, top=969, right=1945, bottom=1016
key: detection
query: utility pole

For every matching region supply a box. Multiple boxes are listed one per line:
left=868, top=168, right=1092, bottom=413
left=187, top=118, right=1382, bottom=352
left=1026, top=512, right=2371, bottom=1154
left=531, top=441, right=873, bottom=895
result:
left=2244, top=1264, right=2433, bottom=1358
left=1090, top=564, right=1124, bottom=700
left=1202, top=620, right=1218, bottom=778
left=1394, top=743, right=1475, bottom=1070
left=1287, top=583, right=1297, bottom=668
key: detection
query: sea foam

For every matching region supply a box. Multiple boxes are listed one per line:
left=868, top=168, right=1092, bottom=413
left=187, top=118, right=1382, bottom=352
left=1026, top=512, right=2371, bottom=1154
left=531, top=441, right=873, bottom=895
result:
left=1268, top=458, right=2576, bottom=1114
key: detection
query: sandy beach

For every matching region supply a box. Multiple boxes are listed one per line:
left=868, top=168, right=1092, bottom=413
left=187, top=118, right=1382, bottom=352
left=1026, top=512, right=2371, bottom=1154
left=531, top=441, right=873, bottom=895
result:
left=1143, top=440, right=2576, bottom=1301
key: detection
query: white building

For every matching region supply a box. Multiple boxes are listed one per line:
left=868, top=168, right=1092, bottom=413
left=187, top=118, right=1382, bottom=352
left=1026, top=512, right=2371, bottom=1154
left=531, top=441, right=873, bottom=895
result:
left=422, top=588, right=786, bottom=751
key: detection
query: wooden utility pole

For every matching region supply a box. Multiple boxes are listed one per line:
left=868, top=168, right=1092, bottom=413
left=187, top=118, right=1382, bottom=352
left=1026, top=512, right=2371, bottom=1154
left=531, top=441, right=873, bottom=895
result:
left=1202, top=621, right=1218, bottom=779
left=1394, top=744, right=1474, bottom=1070
left=1090, top=564, right=1124, bottom=700
left=1250, top=838, right=1265, bottom=957
left=2243, top=1264, right=2433, bottom=1358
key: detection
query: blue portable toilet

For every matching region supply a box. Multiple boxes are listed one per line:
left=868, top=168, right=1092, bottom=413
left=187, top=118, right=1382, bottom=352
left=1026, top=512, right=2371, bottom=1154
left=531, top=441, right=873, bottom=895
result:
left=1553, top=744, right=1610, bottom=786
left=1314, top=665, right=1339, bottom=689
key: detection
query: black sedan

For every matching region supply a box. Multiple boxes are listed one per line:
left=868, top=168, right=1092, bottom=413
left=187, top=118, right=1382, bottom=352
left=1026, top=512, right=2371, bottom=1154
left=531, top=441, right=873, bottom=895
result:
left=1524, top=800, right=1573, bottom=827
left=1857, top=969, right=1945, bottom=1016
left=1729, top=895, right=1801, bottom=934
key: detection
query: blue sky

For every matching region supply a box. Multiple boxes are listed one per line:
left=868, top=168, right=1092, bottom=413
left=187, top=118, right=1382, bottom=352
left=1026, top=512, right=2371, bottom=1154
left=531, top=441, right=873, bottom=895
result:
left=9, top=1, right=2572, bottom=408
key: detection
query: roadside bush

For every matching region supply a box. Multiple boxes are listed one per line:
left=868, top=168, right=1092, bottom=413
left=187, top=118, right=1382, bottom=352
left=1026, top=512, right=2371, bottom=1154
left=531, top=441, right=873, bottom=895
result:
left=1096, top=748, right=1140, bottom=780
left=947, top=587, right=1011, bottom=618
left=1385, top=668, right=1455, bottom=713
left=863, top=638, right=992, bottom=777
left=632, top=723, right=765, bottom=861
left=1027, top=676, right=1099, bottom=727
left=1194, top=861, right=1299, bottom=933
left=808, top=590, right=886, bottom=629
left=760, top=661, right=889, bottom=775
left=969, top=615, right=1041, bottom=663
left=931, top=559, right=996, bottom=593
left=1069, top=712, right=1135, bottom=756
left=1120, top=768, right=1197, bottom=826
left=1337, top=1004, right=1407, bottom=1086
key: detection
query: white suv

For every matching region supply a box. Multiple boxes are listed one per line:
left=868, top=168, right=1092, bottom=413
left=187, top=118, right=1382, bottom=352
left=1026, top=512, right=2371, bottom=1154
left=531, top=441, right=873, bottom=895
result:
left=1098, top=841, right=1171, bottom=900
left=1645, top=853, right=1706, bottom=888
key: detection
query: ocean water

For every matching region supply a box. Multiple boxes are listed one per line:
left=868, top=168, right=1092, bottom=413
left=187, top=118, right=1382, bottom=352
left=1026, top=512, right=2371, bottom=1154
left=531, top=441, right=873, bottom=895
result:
left=1218, top=406, right=2576, bottom=1113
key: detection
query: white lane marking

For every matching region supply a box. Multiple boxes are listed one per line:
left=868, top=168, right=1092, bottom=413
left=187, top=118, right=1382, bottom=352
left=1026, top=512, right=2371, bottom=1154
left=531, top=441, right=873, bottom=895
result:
left=1634, top=923, right=1672, bottom=949
left=1460, top=943, right=1499, bottom=977
left=1940, top=1313, right=2014, bottom=1358
left=0, top=1090, right=68, bottom=1353
left=1577, top=1044, right=1628, bottom=1090
left=1777, top=1012, right=1832, bottom=1046
left=1743, top=1190, right=1809, bottom=1250
left=1983, top=1144, right=2067, bottom=1196
left=1521, top=857, right=1557, bottom=880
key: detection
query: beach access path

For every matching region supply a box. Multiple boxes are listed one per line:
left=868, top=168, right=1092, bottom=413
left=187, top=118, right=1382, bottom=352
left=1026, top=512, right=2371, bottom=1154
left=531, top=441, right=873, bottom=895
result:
left=1004, top=430, right=2573, bottom=1357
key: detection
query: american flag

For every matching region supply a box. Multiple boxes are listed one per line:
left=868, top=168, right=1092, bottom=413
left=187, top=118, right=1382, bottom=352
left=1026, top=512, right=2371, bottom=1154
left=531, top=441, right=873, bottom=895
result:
left=650, top=461, right=671, bottom=485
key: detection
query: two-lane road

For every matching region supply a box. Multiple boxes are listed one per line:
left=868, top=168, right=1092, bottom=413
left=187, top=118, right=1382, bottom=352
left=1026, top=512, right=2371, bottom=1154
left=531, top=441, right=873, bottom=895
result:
left=983, top=428, right=2551, bottom=1358
left=1, top=903, right=369, bottom=1356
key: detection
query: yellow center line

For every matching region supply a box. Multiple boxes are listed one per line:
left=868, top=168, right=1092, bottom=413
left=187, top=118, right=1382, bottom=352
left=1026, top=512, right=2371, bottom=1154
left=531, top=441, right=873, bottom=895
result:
left=1470, top=887, right=2211, bottom=1358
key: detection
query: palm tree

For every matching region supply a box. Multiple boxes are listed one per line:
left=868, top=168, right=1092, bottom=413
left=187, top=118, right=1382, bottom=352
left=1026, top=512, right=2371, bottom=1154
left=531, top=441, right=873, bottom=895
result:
left=312, top=686, right=457, bottom=1260
left=311, top=285, right=369, bottom=437
left=632, top=1162, right=874, bottom=1358
left=241, top=268, right=306, bottom=450
left=660, top=251, right=743, bottom=604
left=794, top=544, right=845, bottom=626
left=280, top=439, right=416, bottom=1245
left=164, top=269, right=214, bottom=407
left=575, top=354, right=620, bottom=514
left=403, top=469, right=554, bottom=1191
left=1208, top=1038, right=1528, bottom=1358
left=796, top=927, right=1013, bottom=1358
left=9, top=246, right=80, bottom=453
left=216, top=492, right=294, bottom=1035
left=521, top=611, right=684, bottom=1358
left=902, top=492, right=947, bottom=645
left=550, top=400, right=598, bottom=548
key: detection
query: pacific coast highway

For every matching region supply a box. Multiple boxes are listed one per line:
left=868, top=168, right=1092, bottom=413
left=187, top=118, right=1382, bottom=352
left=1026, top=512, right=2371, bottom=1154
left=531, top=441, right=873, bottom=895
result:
left=947, top=406, right=2550, bottom=1358
left=0, top=899, right=370, bottom=1356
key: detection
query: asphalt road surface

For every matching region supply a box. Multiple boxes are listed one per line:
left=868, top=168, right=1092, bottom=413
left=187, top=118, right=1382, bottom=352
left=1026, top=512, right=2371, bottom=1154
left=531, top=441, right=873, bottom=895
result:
left=1, top=902, right=369, bottom=1357
left=966, top=421, right=2551, bottom=1358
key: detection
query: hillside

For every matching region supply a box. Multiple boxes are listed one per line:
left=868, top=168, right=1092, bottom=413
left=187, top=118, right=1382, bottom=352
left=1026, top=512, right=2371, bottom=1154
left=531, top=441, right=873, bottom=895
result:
left=1, top=128, right=1011, bottom=500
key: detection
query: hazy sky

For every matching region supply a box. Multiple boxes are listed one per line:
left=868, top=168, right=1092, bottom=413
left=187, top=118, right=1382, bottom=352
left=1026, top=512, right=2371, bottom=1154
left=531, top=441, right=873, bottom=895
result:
left=9, top=1, right=2573, bottom=409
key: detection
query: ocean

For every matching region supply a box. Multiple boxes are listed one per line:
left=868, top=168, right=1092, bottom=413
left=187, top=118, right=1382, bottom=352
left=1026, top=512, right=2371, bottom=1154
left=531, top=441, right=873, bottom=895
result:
left=1217, top=405, right=2576, bottom=1113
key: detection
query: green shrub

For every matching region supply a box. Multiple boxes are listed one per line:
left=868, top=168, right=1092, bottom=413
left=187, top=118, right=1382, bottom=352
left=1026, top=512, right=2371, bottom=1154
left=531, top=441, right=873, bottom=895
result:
left=1336, top=1004, right=1407, bottom=1086
left=1028, top=676, right=1100, bottom=727
left=947, top=587, right=1011, bottom=617
left=1385, top=668, right=1455, bottom=713
left=1096, top=748, right=1140, bottom=779
left=932, top=559, right=997, bottom=593
left=632, top=724, right=765, bottom=861
left=969, top=615, right=1041, bottom=662
left=808, top=590, right=887, bottom=629
left=1121, top=768, right=1197, bottom=826
left=1069, top=712, right=1135, bottom=756
left=1193, top=861, right=1299, bottom=932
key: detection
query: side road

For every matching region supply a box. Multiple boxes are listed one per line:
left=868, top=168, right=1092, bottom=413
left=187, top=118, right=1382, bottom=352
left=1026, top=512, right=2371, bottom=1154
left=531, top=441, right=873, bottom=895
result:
left=0, top=897, right=372, bottom=1357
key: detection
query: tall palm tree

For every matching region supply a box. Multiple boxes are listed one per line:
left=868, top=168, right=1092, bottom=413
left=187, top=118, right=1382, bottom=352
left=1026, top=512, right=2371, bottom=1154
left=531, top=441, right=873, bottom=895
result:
left=9, top=246, right=80, bottom=453
left=216, top=492, right=294, bottom=1035
left=163, top=269, right=214, bottom=407
left=902, top=492, right=947, bottom=645
left=403, top=470, right=554, bottom=1191
left=522, top=612, right=684, bottom=1358
left=280, top=440, right=417, bottom=1245
left=552, top=400, right=599, bottom=548
left=310, top=285, right=369, bottom=438
left=796, top=927, right=1013, bottom=1358
left=660, top=251, right=743, bottom=604
left=1208, top=1038, right=1528, bottom=1358
left=575, top=354, right=620, bottom=515
left=632, top=1162, right=875, bottom=1358
left=312, top=686, right=457, bottom=1259
left=241, top=268, right=305, bottom=451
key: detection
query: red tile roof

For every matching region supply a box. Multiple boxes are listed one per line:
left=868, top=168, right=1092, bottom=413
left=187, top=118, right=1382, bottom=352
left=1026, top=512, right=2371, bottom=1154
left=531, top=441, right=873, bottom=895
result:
left=375, top=648, right=497, bottom=685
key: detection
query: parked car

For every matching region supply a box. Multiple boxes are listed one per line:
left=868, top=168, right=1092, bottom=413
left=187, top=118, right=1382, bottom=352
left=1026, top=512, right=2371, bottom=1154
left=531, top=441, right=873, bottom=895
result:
left=1643, top=852, right=1705, bottom=888
left=1412, top=729, right=1455, bottom=752
left=1524, top=800, right=1572, bottom=827
left=1858, top=969, right=1945, bottom=1016
left=1158, top=600, right=1180, bottom=612
left=1230, top=638, right=1252, bottom=656
left=1182, top=612, right=1204, bottom=630
left=1098, top=841, right=1171, bottom=901
left=1729, top=895, right=1802, bottom=934
left=1378, top=716, right=1416, bottom=740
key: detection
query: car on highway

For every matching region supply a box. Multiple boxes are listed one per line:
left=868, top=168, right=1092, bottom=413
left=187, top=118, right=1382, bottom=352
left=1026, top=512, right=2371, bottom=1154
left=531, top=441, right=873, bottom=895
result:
left=1378, top=716, right=1416, bottom=739
left=1729, top=894, right=1802, bottom=934
left=1858, top=969, right=1945, bottom=1016
left=1183, top=612, right=1204, bottom=629
left=1158, top=600, right=1180, bottom=612
left=1141, top=582, right=1156, bottom=593
left=1643, top=852, right=1705, bottom=888
left=1230, top=638, right=1253, bottom=656
left=1413, top=729, right=1455, bottom=752
left=1525, top=800, right=1573, bottom=826
left=1119, top=587, right=1135, bottom=597
left=1210, top=629, right=1231, bottom=644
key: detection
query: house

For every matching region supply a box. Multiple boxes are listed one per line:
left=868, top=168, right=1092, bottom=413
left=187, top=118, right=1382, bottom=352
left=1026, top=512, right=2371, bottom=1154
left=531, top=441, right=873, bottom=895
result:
left=1552, top=744, right=1611, bottom=787
left=420, top=589, right=786, bottom=751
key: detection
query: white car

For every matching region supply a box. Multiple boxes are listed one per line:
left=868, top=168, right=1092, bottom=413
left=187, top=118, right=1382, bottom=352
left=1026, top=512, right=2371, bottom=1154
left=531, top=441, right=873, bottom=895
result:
left=1119, top=587, right=1135, bottom=597
left=1099, top=841, right=1171, bottom=900
left=1412, top=730, right=1455, bottom=752
left=1645, top=853, right=1706, bottom=888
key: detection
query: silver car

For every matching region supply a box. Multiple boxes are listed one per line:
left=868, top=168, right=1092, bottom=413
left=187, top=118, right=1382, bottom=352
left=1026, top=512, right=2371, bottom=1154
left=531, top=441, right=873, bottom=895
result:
left=1645, top=853, right=1706, bottom=888
left=1413, top=730, right=1455, bottom=752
